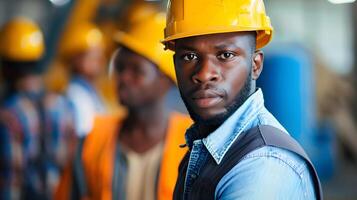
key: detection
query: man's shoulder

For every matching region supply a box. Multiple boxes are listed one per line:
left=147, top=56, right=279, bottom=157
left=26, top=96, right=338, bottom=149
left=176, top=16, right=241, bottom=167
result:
left=82, top=115, right=121, bottom=167
left=242, top=145, right=309, bottom=176
left=215, top=146, right=316, bottom=199
left=66, top=82, right=90, bottom=99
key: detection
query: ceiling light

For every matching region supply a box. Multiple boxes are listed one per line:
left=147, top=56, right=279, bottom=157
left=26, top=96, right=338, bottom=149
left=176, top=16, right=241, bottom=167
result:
left=49, top=0, right=71, bottom=7
left=328, top=0, right=356, bottom=4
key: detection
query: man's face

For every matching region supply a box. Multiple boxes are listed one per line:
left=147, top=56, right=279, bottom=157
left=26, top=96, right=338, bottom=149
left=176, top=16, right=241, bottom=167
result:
left=114, top=48, right=170, bottom=109
left=73, top=47, right=105, bottom=79
left=174, top=32, right=262, bottom=126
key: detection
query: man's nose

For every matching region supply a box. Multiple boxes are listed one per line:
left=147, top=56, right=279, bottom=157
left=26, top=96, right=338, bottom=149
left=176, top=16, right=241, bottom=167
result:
left=192, top=58, right=220, bottom=84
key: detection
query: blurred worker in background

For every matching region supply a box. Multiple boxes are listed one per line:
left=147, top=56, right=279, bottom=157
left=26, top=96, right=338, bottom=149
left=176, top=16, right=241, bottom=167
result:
left=0, top=17, right=76, bottom=200
left=52, top=22, right=111, bottom=200
left=59, top=22, right=107, bottom=138
left=162, top=0, right=322, bottom=199
left=79, top=8, right=192, bottom=200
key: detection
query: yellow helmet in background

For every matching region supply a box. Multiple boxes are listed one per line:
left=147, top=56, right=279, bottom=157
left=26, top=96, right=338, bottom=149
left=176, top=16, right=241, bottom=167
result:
left=114, top=12, right=176, bottom=83
left=59, top=22, right=105, bottom=59
left=0, top=17, right=44, bottom=61
left=122, top=2, right=159, bottom=28
left=163, top=0, right=273, bottom=50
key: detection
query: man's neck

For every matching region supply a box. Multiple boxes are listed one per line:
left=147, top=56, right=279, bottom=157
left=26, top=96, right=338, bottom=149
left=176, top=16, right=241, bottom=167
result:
left=16, top=75, right=43, bottom=95
left=120, top=99, right=169, bottom=153
left=195, top=123, right=220, bottom=140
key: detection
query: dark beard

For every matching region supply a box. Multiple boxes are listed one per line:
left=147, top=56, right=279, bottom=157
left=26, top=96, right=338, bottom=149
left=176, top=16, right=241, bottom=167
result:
left=181, top=72, right=252, bottom=128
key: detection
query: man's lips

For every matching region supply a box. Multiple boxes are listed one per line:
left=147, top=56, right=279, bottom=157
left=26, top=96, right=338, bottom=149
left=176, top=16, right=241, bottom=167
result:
left=191, top=90, right=224, bottom=108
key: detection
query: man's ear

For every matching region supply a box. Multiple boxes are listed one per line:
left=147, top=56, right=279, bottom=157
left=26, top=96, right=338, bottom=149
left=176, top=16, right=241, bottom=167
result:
left=173, top=53, right=177, bottom=66
left=251, top=50, right=264, bottom=80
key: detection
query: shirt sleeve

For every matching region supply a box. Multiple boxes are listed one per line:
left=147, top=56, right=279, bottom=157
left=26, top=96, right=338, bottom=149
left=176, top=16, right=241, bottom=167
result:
left=0, top=119, right=23, bottom=200
left=0, top=122, right=11, bottom=200
left=67, top=85, right=96, bottom=137
left=215, top=146, right=316, bottom=200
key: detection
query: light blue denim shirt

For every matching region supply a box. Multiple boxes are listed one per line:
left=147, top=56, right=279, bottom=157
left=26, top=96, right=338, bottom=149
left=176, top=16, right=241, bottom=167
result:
left=184, top=89, right=316, bottom=200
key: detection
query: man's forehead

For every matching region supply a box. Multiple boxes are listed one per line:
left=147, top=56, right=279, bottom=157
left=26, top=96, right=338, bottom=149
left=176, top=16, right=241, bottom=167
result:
left=175, top=31, right=256, bottom=51
left=115, top=47, right=143, bottom=63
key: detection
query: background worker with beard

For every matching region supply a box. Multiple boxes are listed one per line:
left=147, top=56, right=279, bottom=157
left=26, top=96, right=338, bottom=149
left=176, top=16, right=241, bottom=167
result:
left=0, top=17, right=75, bottom=200
left=162, top=0, right=322, bottom=199
left=80, top=11, right=192, bottom=200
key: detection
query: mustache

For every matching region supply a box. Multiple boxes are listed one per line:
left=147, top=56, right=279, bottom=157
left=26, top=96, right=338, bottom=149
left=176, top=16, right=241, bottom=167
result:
left=186, top=83, right=226, bottom=98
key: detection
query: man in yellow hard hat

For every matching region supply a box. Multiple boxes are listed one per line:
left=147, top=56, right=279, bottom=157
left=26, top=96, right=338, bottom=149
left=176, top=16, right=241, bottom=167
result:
left=79, top=10, right=192, bottom=200
left=0, top=17, right=76, bottom=199
left=59, top=22, right=107, bottom=138
left=162, top=0, right=322, bottom=199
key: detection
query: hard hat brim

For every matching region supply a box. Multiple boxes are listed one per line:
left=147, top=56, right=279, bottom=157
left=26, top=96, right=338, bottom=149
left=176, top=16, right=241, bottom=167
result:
left=162, top=27, right=273, bottom=51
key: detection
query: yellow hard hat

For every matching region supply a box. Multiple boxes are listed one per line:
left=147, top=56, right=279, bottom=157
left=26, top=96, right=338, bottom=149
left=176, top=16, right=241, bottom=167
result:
left=59, top=22, right=104, bottom=59
left=163, top=0, right=273, bottom=50
left=122, top=2, right=159, bottom=28
left=114, top=12, right=176, bottom=83
left=0, top=17, right=44, bottom=61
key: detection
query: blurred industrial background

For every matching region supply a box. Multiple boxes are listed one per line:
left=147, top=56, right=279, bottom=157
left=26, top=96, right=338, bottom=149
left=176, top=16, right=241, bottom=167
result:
left=0, top=0, right=356, bottom=199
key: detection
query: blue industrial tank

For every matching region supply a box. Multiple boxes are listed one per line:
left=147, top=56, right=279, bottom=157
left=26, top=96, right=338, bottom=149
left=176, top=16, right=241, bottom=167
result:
left=258, top=44, right=335, bottom=180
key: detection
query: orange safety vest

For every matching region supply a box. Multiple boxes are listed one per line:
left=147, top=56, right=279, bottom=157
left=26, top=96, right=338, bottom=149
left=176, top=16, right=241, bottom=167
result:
left=81, top=112, right=192, bottom=200
left=54, top=164, right=73, bottom=200
left=54, top=114, right=121, bottom=200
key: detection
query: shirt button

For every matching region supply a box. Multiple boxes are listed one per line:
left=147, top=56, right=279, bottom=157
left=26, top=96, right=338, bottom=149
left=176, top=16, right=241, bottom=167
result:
left=191, top=174, right=197, bottom=179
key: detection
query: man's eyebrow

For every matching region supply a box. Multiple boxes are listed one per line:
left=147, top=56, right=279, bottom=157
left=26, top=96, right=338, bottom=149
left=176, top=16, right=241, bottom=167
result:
left=176, top=45, right=197, bottom=51
left=214, top=43, right=240, bottom=50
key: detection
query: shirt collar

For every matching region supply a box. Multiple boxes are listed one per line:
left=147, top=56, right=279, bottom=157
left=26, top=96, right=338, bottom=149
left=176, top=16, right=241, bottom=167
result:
left=185, top=88, right=265, bottom=164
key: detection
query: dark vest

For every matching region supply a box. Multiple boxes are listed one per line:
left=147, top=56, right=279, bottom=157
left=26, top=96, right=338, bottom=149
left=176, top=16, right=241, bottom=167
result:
left=173, top=125, right=323, bottom=200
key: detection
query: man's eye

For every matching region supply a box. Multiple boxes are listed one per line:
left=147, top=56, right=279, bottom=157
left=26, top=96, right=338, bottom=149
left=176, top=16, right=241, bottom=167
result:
left=182, top=53, right=198, bottom=61
left=217, top=52, right=235, bottom=60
